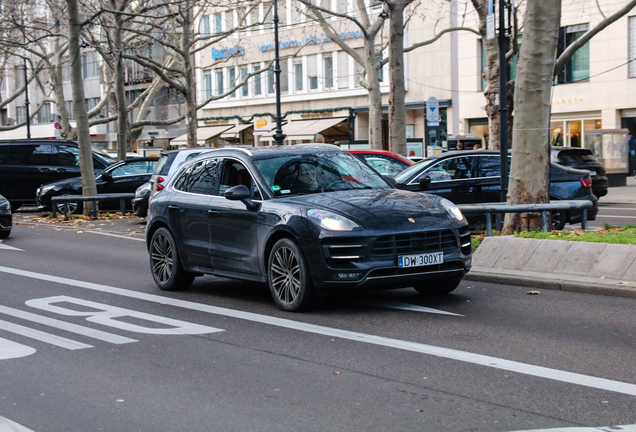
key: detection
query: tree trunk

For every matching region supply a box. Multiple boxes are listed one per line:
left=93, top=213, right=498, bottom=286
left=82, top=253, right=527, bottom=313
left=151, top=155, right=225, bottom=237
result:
left=387, top=0, right=410, bottom=156
left=66, top=0, right=97, bottom=215
left=502, top=0, right=561, bottom=234
left=182, top=3, right=198, bottom=149
left=113, top=8, right=129, bottom=161
left=366, top=42, right=382, bottom=150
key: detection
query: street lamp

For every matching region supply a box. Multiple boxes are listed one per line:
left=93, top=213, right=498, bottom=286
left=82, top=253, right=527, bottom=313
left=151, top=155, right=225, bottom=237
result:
left=272, top=0, right=286, bottom=146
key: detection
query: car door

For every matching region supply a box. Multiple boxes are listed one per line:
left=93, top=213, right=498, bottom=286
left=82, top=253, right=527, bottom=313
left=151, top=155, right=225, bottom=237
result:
left=472, top=155, right=503, bottom=203
left=168, top=158, right=220, bottom=269
left=206, top=159, right=262, bottom=276
left=98, top=160, right=157, bottom=207
left=49, top=144, right=82, bottom=183
left=405, top=155, right=477, bottom=204
left=5, top=143, right=56, bottom=202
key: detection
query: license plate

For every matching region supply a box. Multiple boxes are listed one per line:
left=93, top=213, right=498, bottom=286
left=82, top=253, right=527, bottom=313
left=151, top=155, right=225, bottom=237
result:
left=590, top=171, right=596, bottom=176
left=398, top=251, right=444, bottom=268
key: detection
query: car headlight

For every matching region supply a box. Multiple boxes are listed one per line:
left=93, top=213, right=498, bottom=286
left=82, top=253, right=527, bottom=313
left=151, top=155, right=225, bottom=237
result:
left=439, top=198, right=465, bottom=222
left=0, top=200, right=10, bottom=215
left=136, top=182, right=152, bottom=197
left=307, top=209, right=360, bottom=231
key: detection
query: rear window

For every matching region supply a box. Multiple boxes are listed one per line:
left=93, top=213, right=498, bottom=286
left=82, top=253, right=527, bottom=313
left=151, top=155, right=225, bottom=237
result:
left=557, top=150, right=597, bottom=164
left=155, top=153, right=177, bottom=175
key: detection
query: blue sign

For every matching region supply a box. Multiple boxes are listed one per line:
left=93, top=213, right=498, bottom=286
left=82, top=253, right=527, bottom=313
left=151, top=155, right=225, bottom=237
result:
left=258, top=29, right=363, bottom=52
left=211, top=46, right=244, bottom=59
left=426, top=96, right=439, bottom=123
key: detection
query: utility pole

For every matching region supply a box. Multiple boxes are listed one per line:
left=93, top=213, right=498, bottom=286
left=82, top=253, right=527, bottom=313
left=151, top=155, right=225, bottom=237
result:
left=272, top=0, right=286, bottom=146
left=23, top=59, right=31, bottom=139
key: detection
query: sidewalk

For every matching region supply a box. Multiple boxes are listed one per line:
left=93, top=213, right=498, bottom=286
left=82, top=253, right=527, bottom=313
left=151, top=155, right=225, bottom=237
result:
left=598, top=175, right=636, bottom=204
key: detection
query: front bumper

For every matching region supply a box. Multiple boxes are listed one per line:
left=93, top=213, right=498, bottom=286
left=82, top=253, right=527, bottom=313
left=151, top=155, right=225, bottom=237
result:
left=0, top=214, right=12, bottom=231
left=302, top=225, right=472, bottom=294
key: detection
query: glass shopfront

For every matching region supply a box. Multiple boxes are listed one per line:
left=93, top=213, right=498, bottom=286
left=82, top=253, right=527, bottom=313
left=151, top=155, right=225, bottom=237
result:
left=550, top=118, right=602, bottom=148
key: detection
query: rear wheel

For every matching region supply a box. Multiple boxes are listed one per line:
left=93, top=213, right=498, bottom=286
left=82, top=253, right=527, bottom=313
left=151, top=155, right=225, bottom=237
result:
left=149, top=227, right=195, bottom=291
left=414, top=275, right=463, bottom=296
left=10, top=202, right=21, bottom=213
left=551, top=210, right=566, bottom=231
left=267, top=238, right=320, bottom=312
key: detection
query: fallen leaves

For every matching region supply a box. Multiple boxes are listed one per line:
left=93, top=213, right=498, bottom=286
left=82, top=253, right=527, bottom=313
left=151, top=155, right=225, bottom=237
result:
left=526, top=291, right=540, bottom=295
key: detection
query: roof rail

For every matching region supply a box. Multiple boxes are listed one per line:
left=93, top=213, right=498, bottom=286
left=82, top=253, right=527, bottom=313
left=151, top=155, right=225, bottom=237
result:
left=293, top=143, right=342, bottom=151
left=198, top=147, right=253, bottom=156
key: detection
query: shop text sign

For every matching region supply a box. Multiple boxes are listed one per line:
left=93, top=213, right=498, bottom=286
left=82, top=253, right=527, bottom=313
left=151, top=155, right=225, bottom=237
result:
left=258, top=30, right=363, bottom=52
left=211, top=46, right=244, bottom=59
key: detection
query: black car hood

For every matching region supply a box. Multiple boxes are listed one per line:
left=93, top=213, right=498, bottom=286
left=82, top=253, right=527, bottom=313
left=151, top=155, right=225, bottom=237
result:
left=41, top=176, right=84, bottom=190
left=277, top=189, right=451, bottom=230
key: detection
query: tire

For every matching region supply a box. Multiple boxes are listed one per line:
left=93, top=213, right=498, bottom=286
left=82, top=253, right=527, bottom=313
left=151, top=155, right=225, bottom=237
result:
left=10, top=202, right=21, bottom=213
left=267, top=238, right=320, bottom=312
left=414, top=275, right=463, bottom=296
left=149, top=227, right=195, bottom=291
left=551, top=210, right=566, bottom=231
left=0, top=229, right=10, bottom=239
left=53, top=192, right=82, bottom=215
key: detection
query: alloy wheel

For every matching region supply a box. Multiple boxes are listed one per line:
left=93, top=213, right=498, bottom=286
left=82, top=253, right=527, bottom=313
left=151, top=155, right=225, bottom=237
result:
left=270, top=245, right=301, bottom=307
left=150, top=232, right=173, bottom=284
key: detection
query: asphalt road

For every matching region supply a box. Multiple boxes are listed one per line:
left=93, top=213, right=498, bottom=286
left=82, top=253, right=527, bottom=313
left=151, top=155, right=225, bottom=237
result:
left=1, top=221, right=635, bottom=432
left=587, top=202, right=636, bottom=229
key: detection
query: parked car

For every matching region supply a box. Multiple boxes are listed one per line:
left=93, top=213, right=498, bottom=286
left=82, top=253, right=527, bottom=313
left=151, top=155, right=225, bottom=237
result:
left=36, top=157, right=158, bottom=214
left=393, top=150, right=599, bottom=230
left=550, top=146, right=608, bottom=197
left=347, top=149, right=412, bottom=177
left=0, top=139, right=116, bottom=211
left=146, top=145, right=472, bottom=311
left=132, top=181, right=151, bottom=217
left=0, top=194, right=11, bottom=239
left=150, top=149, right=211, bottom=200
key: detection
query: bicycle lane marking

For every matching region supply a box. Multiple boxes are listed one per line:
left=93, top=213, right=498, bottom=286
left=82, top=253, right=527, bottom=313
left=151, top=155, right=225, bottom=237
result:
left=1, top=265, right=636, bottom=397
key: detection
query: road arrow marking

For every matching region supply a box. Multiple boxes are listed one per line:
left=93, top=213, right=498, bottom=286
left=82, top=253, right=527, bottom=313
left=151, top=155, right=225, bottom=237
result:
left=351, top=299, right=463, bottom=316
left=0, top=241, right=23, bottom=251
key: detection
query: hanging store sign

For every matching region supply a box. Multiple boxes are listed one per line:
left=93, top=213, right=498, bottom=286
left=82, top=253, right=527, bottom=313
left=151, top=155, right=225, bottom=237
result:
left=258, top=29, right=363, bottom=52
left=211, top=46, right=244, bottom=59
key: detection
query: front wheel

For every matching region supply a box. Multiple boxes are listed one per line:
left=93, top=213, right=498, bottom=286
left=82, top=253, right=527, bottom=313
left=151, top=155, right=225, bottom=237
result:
left=414, top=275, right=463, bottom=296
left=149, top=227, right=195, bottom=291
left=267, top=238, right=319, bottom=312
left=53, top=192, right=82, bottom=215
left=551, top=210, right=566, bottom=231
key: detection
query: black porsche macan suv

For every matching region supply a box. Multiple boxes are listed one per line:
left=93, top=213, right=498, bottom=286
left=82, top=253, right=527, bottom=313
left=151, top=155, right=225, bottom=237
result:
left=146, top=145, right=472, bottom=311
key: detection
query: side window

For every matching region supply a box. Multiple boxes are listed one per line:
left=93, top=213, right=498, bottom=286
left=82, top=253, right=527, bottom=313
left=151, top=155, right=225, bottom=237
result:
left=420, top=157, right=474, bottom=182
left=55, top=145, right=80, bottom=167
left=364, top=155, right=408, bottom=176
left=173, top=158, right=220, bottom=195
left=476, top=156, right=500, bottom=178
left=7, top=144, right=53, bottom=165
left=0, top=146, right=7, bottom=164
left=219, top=160, right=261, bottom=200
left=110, top=161, right=156, bottom=177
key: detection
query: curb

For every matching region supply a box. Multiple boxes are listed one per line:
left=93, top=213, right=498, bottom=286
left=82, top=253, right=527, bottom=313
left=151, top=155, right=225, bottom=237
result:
left=464, top=270, right=636, bottom=300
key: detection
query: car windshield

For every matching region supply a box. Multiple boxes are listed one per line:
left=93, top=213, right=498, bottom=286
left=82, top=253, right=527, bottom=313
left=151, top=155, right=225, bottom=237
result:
left=253, top=151, right=390, bottom=197
left=394, top=158, right=437, bottom=182
left=92, top=147, right=117, bottom=164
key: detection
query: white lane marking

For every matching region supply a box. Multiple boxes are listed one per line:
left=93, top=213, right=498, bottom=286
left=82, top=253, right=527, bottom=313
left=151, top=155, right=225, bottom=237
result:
left=0, top=319, right=92, bottom=350
left=509, top=424, right=636, bottom=432
left=87, top=231, right=145, bottom=241
left=0, top=305, right=137, bottom=344
left=595, top=215, right=636, bottom=219
left=598, top=207, right=636, bottom=211
left=0, top=337, right=36, bottom=360
left=351, top=299, right=463, bottom=316
left=0, top=416, right=35, bottom=432
left=0, top=241, right=23, bottom=251
left=1, top=265, right=636, bottom=397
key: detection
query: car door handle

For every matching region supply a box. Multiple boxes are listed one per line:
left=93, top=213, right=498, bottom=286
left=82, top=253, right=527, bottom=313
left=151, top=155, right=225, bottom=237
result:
left=458, top=187, right=472, bottom=194
left=207, top=210, right=220, bottom=217
left=39, top=167, right=51, bottom=172
left=56, top=168, right=67, bottom=173
left=168, top=205, right=180, bottom=210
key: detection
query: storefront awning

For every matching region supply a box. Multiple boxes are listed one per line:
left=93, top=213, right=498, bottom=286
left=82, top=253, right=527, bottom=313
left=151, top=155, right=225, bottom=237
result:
left=171, top=125, right=234, bottom=144
left=0, top=122, right=98, bottom=140
left=220, top=123, right=253, bottom=138
left=260, top=118, right=348, bottom=140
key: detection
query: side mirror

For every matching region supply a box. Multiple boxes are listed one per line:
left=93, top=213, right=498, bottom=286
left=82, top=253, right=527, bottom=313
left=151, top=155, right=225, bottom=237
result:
left=101, top=172, right=113, bottom=181
left=418, top=175, right=432, bottom=190
left=224, top=185, right=260, bottom=211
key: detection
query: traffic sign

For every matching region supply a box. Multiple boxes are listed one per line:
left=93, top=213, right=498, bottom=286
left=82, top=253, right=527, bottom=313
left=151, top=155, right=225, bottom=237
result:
left=426, top=97, right=439, bottom=123
left=54, top=122, right=61, bottom=129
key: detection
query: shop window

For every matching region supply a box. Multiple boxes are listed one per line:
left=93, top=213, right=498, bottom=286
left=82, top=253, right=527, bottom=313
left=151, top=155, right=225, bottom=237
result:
left=338, top=51, right=349, bottom=88
left=307, top=55, right=318, bottom=90
left=555, top=24, right=590, bottom=84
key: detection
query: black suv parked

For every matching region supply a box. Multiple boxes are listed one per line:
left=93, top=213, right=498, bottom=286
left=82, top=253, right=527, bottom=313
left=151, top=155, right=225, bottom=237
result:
left=550, top=146, right=608, bottom=197
left=0, top=140, right=116, bottom=210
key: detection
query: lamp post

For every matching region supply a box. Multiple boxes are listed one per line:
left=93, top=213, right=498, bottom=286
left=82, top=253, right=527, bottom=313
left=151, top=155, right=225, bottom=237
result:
left=272, top=0, right=286, bottom=146
left=498, top=0, right=508, bottom=203
left=23, top=58, right=31, bottom=139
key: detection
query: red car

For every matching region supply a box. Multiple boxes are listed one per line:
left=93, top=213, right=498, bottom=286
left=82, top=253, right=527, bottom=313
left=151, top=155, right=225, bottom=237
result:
left=347, top=149, right=412, bottom=177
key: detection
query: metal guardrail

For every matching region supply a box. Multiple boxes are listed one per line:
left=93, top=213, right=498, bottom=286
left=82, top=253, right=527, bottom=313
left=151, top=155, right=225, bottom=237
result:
left=457, top=200, right=594, bottom=236
left=51, top=193, right=135, bottom=218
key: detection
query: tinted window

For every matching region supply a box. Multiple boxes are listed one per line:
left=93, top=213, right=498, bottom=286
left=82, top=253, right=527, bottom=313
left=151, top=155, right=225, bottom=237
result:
left=362, top=155, right=409, bottom=176
left=558, top=151, right=597, bottom=164
left=0, top=146, right=7, bottom=164
left=110, top=160, right=156, bottom=177
left=219, top=160, right=261, bottom=200
left=154, top=154, right=174, bottom=176
left=7, top=144, right=54, bottom=165
left=419, top=156, right=474, bottom=182
left=55, top=145, right=80, bottom=167
left=476, top=156, right=500, bottom=177
left=173, top=158, right=220, bottom=195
